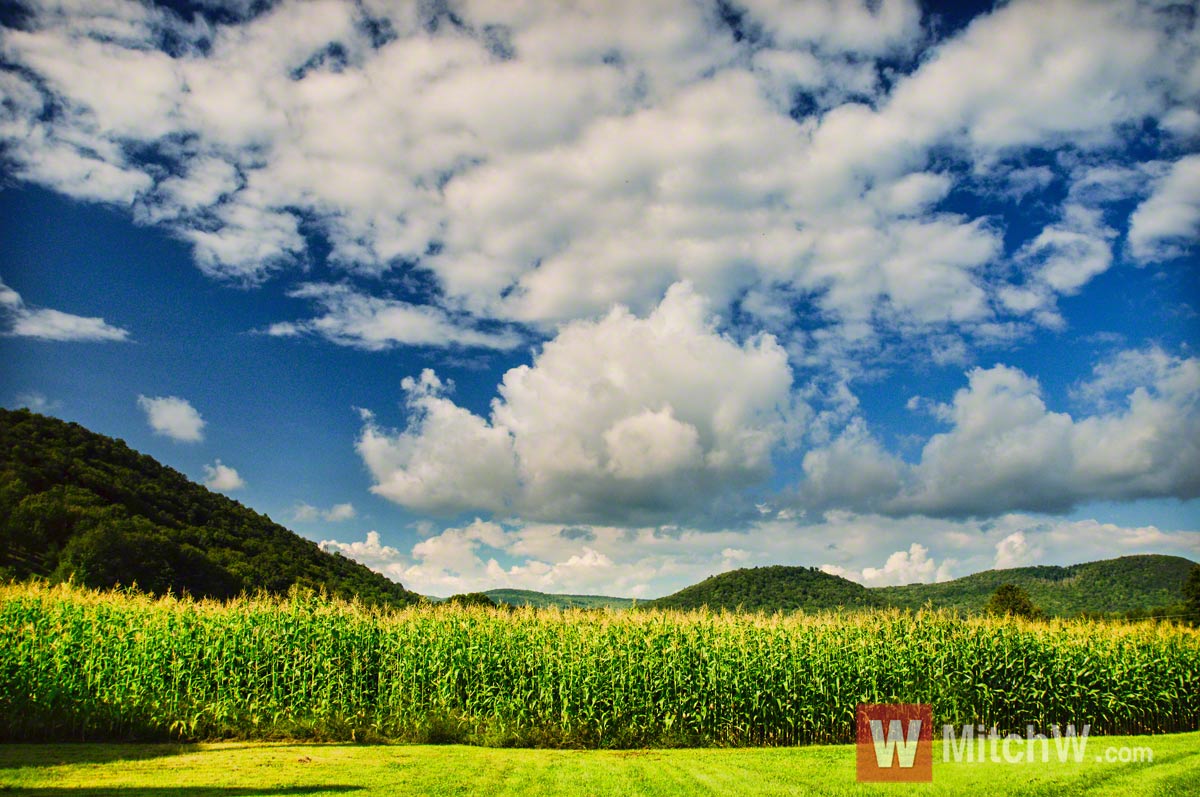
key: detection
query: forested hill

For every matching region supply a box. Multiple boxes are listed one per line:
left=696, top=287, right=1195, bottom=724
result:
left=647, top=555, right=1197, bottom=616
left=876, top=554, right=1198, bottom=616
left=647, top=566, right=884, bottom=612
left=0, top=409, right=418, bottom=607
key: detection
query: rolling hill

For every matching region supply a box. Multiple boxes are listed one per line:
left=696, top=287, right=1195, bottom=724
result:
left=0, top=408, right=419, bottom=607
left=645, top=555, right=1197, bottom=616
left=646, top=565, right=885, bottom=612
left=876, top=554, right=1198, bottom=616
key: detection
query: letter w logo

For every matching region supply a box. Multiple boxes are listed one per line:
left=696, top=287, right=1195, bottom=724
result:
left=870, top=719, right=923, bottom=768
left=856, top=704, right=933, bottom=782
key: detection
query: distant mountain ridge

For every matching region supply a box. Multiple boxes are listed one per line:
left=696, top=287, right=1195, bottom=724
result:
left=0, top=408, right=419, bottom=607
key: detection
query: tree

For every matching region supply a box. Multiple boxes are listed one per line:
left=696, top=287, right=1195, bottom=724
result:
left=984, top=583, right=1042, bottom=619
left=1183, top=565, right=1200, bottom=626
left=445, top=592, right=498, bottom=608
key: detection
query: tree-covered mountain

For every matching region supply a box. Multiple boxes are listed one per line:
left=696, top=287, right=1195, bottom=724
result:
left=646, top=566, right=884, bottom=612
left=876, top=555, right=1198, bottom=617
left=484, top=589, right=635, bottom=610
left=0, top=409, right=418, bottom=607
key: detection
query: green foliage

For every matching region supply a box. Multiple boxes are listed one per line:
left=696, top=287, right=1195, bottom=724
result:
left=2, top=582, right=1198, bottom=746
left=0, top=409, right=418, bottom=607
left=1184, top=565, right=1200, bottom=626
left=984, top=584, right=1042, bottom=619
left=876, top=555, right=1198, bottom=618
left=646, top=566, right=883, bottom=613
left=446, top=592, right=499, bottom=608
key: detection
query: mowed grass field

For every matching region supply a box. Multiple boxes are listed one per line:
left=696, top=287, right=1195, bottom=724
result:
left=3, top=582, right=1198, bottom=748
left=2, top=733, right=1199, bottom=796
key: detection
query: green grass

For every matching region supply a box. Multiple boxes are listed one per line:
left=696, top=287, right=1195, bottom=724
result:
left=1, top=733, right=1198, bottom=795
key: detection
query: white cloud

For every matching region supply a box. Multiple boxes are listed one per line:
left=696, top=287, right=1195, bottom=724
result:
left=320, top=530, right=403, bottom=572
left=291, top=501, right=356, bottom=523
left=137, top=394, right=206, bottom=442
left=821, top=543, right=954, bottom=587
left=357, top=282, right=804, bottom=524
left=1160, top=107, right=1200, bottom=139
left=1127, top=154, right=1200, bottom=262
left=268, top=282, right=522, bottom=351
left=798, top=348, right=1200, bottom=517
left=740, top=0, right=922, bottom=57
left=993, top=531, right=1042, bottom=570
left=902, top=352, right=1200, bottom=515
left=357, top=369, right=522, bottom=515
left=325, top=502, right=356, bottom=521
left=203, top=459, right=245, bottom=492
left=0, top=277, right=129, bottom=342
left=1000, top=204, right=1116, bottom=327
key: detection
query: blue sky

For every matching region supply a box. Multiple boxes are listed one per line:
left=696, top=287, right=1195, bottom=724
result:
left=1, top=0, right=1198, bottom=597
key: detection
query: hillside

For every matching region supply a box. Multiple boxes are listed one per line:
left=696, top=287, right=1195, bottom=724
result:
left=646, top=565, right=883, bottom=612
left=876, top=555, right=1198, bottom=617
left=0, top=409, right=418, bottom=607
left=643, top=555, right=1197, bottom=617
left=484, top=589, right=635, bottom=610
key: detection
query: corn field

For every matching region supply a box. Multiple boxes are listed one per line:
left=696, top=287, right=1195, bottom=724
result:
left=1, top=582, right=1197, bottom=746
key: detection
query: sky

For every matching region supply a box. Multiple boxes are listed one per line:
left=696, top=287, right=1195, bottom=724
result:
left=1, top=0, right=1198, bottom=599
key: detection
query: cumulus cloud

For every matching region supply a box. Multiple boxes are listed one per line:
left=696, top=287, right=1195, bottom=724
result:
left=0, top=277, right=129, bottom=342
left=357, top=369, right=522, bottom=515
left=202, top=460, right=245, bottom=492
left=798, top=348, right=1200, bottom=518
left=137, top=394, right=206, bottom=442
left=358, top=282, right=803, bottom=524
left=821, top=543, right=954, bottom=587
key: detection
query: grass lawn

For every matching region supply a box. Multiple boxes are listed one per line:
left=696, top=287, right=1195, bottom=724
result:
left=1, top=733, right=1197, bottom=796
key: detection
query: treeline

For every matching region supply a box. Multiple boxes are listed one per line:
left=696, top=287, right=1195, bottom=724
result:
left=0, top=409, right=418, bottom=608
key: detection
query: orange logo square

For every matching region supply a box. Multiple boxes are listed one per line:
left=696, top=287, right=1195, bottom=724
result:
left=856, top=703, right=933, bottom=782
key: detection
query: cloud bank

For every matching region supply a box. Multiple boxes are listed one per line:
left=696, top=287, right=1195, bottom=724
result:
left=1, top=0, right=1194, bottom=352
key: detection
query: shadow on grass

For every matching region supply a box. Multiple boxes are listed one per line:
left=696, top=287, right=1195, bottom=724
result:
left=0, top=744, right=199, bottom=771
left=0, top=789, right=364, bottom=795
